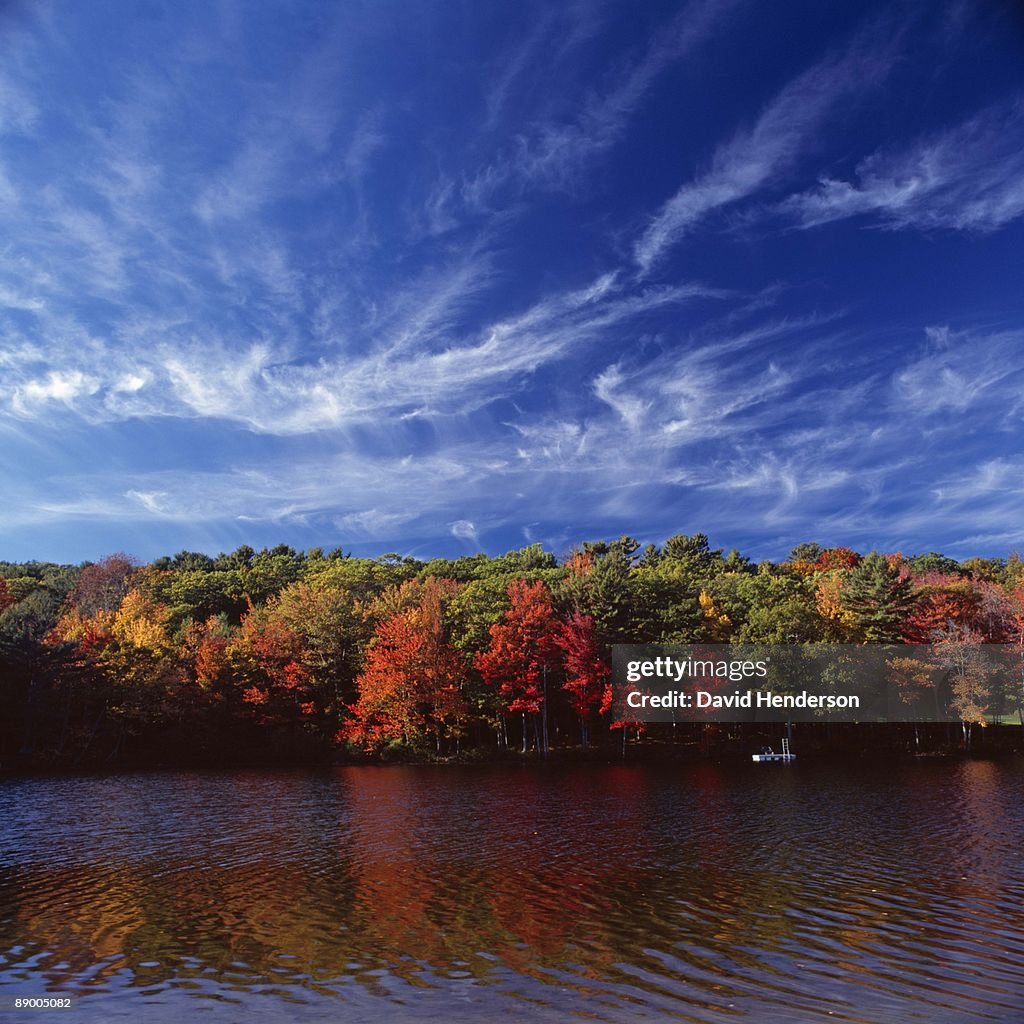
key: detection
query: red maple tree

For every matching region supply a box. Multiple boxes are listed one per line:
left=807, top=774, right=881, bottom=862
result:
left=550, top=612, right=608, bottom=749
left=475, top=579, right=558, bottom=753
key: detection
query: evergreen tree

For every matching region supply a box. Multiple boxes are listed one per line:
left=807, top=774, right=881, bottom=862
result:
left=842, top=553, right=914, bottom=642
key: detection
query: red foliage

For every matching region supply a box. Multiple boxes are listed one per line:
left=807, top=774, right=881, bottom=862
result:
left=230, top=609, right=313, bottom=720
left=0, top=578, right=13, bottom=612
left=814, top=547, right=861, bottom=572
left=599, top=682, right=647, bottom=735
left=474, top=579, right=558, bottom=715
left=904, top=578, right=980, bottom=643
left=550, top=613, right=608, bottom=721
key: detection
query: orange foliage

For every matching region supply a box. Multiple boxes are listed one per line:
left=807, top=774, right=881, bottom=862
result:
left=196, top=635, right=229, bottom=688
left=565, top=550, right=594, bottom=577
left=343, top=578, right=466, bottom=751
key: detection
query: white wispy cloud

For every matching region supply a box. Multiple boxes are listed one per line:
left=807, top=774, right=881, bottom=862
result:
left=931, top=458, right=1022, bottom=503
left=497, top=306, right=1024, bottom=548
left=457, top=0, right=746, bottom=213
left=335, top=508, right=419, bottom=539
left=634, top=25, right=899, bottom=273
left=780, top=96, right=1024, bottom=232
left=13, top=370, right=100, bottom=413
left=9, top=308, right=1022, bottom=563
left=510, top=313, right=843, bottom=497
left=192, top=11, right=357, bottom=224
left=893, top=325, right=1024, bottom=415
left=0, top=72, right=37, bottom=135
left=126, top=490, right=171, bottom=515
left=372, top=255, right=498, bottom=356
left=483, top=7, right=562, bottom=131
left=0, top=262, right=724, bottom=435
left=593, top=364, right=650, bottom=430
left=449, top=519, right=480, bottom=547
left=343, top=109, right=388, bottom=181
left=514, top=0, right=746, bottom=188
left=1, top=1, right=1021, bottom=562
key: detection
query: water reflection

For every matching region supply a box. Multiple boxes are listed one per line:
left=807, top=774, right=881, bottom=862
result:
left=1, top=761, right=1022, bottom=1021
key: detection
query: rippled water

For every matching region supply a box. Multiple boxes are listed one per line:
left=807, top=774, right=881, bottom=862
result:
left=1, top=760, right=1023, bottom=1022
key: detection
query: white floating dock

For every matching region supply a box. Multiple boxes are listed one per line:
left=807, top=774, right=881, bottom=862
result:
left=753, top=739, right=795, bottom=762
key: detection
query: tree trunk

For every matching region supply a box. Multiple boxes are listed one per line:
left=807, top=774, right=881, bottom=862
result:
left=541, top=665, right=549, bottom=757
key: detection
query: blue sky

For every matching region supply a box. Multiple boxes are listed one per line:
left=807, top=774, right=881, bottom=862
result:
left=2, top=0, right=1024, bottom=564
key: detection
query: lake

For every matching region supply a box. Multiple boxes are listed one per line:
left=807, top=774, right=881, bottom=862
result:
left=1, top=760, right=1022, bottom=1022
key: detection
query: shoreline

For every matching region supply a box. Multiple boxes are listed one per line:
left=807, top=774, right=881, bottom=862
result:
left=3, top=739, right=1021, bottom=777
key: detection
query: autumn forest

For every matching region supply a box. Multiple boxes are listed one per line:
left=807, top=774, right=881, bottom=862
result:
left=2, top=536, right=1023, bottom=768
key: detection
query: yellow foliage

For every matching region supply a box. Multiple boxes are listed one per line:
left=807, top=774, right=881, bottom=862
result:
left=699, top=590, right=732, bottom=640
left=814, top=573, right=857, bottom=637
left=111, top=589, right=171, bottom=654
left=786, top=559, right=819, bottom=577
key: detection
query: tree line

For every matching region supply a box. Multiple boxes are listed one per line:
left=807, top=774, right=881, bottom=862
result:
left=2, top=537, right=1023, bottom=766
